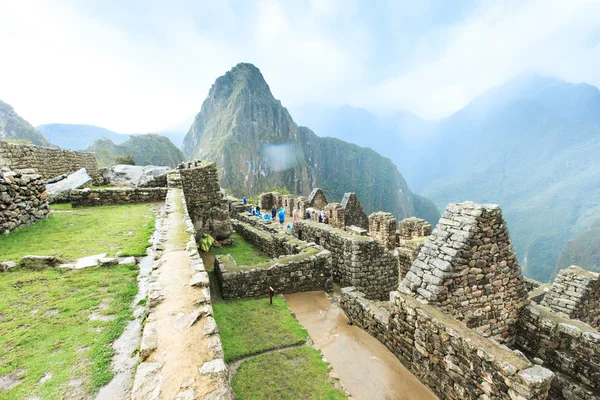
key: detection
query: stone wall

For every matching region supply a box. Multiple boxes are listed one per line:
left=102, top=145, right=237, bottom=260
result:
left=179, top=160, right=232, bottom=240
left=325, top=202, right=344, bottom=229
left=341, top=288, right=554, bottom=400
left=293, top=220, right=397, bottom=300
left=1, top=167, right=49, bottom=234
left=340, top=192, right=368, bottom=230
left=398, top=217, right=432, bottom=240
left=70, top=187, right=167, bottom=207
left=541, top=266, right=600, bottom=329
left=399, top=201, right=528, bottom=344
left=0, top=141, right=101, bottom=183
left=231, top=220, right=301, bottom=258
left=368, top=212, right=397, bottom=250
left=294, top=196, right=310, bottom=218
left=308, top=188, right=328, bottom=210
left=258, top=191, right=277, bottom=211
left=515, top=303, right=600, bottom=399
left=397, top=239, right=424, bottom=281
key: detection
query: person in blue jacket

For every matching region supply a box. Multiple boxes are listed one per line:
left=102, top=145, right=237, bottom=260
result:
left=278, top=207, right=285, bottom=224
left=243, top=197, right=247, bottom=205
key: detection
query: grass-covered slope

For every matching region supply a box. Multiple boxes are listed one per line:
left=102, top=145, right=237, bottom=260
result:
left=87, top=134, right=184, bottom=167
left=0, top=100, right=54, bottom=147
left=182, top=63, right=439, bottom=224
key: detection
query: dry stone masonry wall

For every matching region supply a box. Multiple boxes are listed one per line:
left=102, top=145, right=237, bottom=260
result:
left=398, top=217, right=432, bottom=240
left=399, top=201, right=528, bottom=344
left=0, top=141, right=101, bottom=183
left=368, top=212, right=397, bottom=250
left=70, top=187, right=167, bottom=207
left=541, top=266, right=600, bottom=329
left=179, top=160, right=232, bottom=241
left=340, top=192, right=369, bottom=230
left=308, top=187, right=328, bottom=210
left=293, top=220, right=397, bottom=300
left=0, top=167, right=49, bottom=234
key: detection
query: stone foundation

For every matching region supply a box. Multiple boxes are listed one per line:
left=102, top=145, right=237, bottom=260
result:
left=0, top=141, right=101, bottom=184
left=70, top=187, right=167, bottom=207
left=1, top=167, right=49, bottom=234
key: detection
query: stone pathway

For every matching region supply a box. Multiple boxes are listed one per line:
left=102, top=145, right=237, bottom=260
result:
left=131, top=189, right=233, bottom=400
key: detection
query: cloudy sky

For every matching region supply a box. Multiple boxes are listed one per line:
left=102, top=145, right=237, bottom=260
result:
left=1, top=0, right=599, bottom=133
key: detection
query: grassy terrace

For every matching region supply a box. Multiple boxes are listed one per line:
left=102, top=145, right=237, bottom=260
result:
left=0, top=203, right=157, bottom=399
left=211, top=233, right=271, bottom=267
left=0, top=203, right=155, bottom=262
left=207, top=267, right=346, bottom=399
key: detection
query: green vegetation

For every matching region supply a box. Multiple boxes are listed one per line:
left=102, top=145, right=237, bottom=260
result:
left=87, top=134, right=184, bottom=168
left=0, top=203, right=155, bottom=262
left=0, top=100, right=54, bottom=147
left=0, top=264, right=139, bottom=399
left=114, top=154, right=136, bottom=165
left=212, top=296, right=307, bottom=362
left=232, top=346, right=346, bottom=400
left=210, top=233, right=271, bottom=266
left=553, top=217, right=600, bottom=278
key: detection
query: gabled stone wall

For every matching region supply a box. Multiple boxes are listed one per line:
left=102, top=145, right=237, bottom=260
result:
left=340, top=192, right=368, bottom=230
left=308, top=188, right=327, bottom=210
left=179, top=160, right=232, bottom=241
left=399, top=202, right=528, bottom=344
left=0, top=141, right=101, bottom=183
left=541, top=266, right=600, bottom=329
left=1, top=167, right=49, bottom=234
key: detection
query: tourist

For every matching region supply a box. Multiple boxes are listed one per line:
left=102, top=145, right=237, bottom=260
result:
left=293, top=208, right=297, bottom=222
left=256, top=205, right=261, bottom=213
left=318, top=211, right=323, bottom=223
left=278, top=207, right=285, bottom=224
left=271, top=206, right=276, bottom=219
left=243, top=196, right=247, bottom=205
left=324, top=215, right=329, bottom=224
left=249, top=205, right=254, bottom=215
left=305, top=210, right=310, bottom=220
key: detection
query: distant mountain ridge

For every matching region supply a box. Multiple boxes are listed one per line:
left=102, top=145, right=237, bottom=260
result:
left=297, top=75, right=600, bottom=282
left=182, top=63, right=440, bottom=224
left=0, top=100, right=54, bottom=147
left=87, top=134, right=184, bottom=168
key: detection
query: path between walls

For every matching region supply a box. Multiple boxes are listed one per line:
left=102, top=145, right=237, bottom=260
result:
left=285, top=290, right=438, bottom=400
left=131, top=188, right=234, bottom=400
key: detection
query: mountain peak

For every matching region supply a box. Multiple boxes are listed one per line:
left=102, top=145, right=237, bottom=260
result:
left=209, top=63, right=273, bottom=103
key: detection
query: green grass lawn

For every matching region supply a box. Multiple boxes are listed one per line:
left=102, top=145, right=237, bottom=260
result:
left=232, top=347, right=346, bottom=400
left=0, top=264, right=139, bottom=399
left=210, top=233, right=271, bottom=266
left=212, top=296, right=308, bottom=362
left=0, top=203, right=155, bottom=262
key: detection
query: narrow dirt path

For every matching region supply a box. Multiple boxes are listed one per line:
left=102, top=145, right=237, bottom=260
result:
left=286, top=290, right=438, bottom=400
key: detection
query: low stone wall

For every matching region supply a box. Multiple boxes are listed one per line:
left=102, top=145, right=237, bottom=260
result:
left=398, top=217, right=432, bottom=240
left=515, top=304, right=600, bottom=399
left=70, top=187, right=167, bottom=207
left=1, top=167, right=50, bottom=234
left=397, top=239, right=424, bottom=281
left=368, top=212, right=397, bottom=249
left=214, top=222, right=332, bottom=299
left=0, top=141, right=101, bottom=183
left=341, top=288, right=555, bottom=400
left=293, top=220, right=397, bottom=300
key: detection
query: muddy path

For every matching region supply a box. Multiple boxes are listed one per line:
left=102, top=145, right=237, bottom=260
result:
left=285, top=290, right=438, bottom=400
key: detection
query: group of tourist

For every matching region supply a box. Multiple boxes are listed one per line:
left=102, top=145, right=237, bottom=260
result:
left=243, top=196, right=329, bottom=226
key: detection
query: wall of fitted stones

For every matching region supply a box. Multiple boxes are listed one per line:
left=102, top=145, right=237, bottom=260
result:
left=282, top=194, right=295, bottom=215
left=138, top=173, right=168, bottom=188
left=258, top=192, right=276, bottom=211
left=386, top=290, right=553, bottom=400
left=179, top=160, right=232, bottom=240
left=325, top=203, right=345, bottom=229
left=231, top=219, right=301, bottom=258
left=70, top=187, right=167, bottom=207
left=340, top=192, right=368, bottom=230
left=235, top=212, right=281, bottom=234
left=214, top=248, right=332, bottom=300
left=0, top=168, right=49, bottom=234
left=397, top=240, right=424, bottom=281
left=399, top=202, right=528, bottom=344
left=308, top=187, right=328, bottom=210
left=515, top=303, right=600, bottom=399
left=294, top=196, right=310, bottom=217
left=369, top=212, right=397, bottom=250
left=292, top=220, right=397, bottom=300
left=340, top=287, right=394, bottom=348
left=541, top=266, right=600, bottom=329
left=398, top=217, right=432, bottom=240
left=524, top=277, right=544, bottom=293
left=0, top=141, right=101, bottom=183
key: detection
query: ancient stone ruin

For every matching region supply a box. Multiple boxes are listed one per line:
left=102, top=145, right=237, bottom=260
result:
left=0, top=167, right=49, bottom=234
left=340, top=192, right=369, bottom=229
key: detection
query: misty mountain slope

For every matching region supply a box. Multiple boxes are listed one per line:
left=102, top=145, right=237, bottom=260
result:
left=87, top=134, right=184, bottom=168
left=418, top=77, right=600, bottom=282
left=182, top=63, right=440, bottom=224
left=554, top=216, right=600, bottom=277
left=37, top=124, right=134, bottom=150
left=0, top=100, right=54, bottom=147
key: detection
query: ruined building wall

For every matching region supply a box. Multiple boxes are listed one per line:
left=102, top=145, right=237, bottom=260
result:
left=541, top=266, right=600, bottom=329
left=258, top=191, right=276, bottom=210
left=308, top=187, right=327, bottom=210
left=398, top=217, right=432, bottom=240
left=325, top=203, right=344, bottom=229
left=515, top=304, right=600, bottom=400
left=292, top=220, right=397, bottom=300
left=368, top=212, right=397, bottom=250
left=397, top=240, right=424, bottom=281
left=294, top=196, right=309, bottom=217
left=0, top=141, right=101, bottom=183
left=0, top=167, right=49, bottom=234
left=70, top=187, right=168, bottom=207
left=179, top=160, right=232, bottom=240
left=340, top=192, right=368, bottom=230
left=399, top=202, right=528, bottom=344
